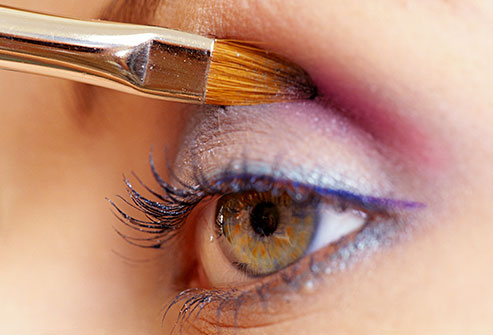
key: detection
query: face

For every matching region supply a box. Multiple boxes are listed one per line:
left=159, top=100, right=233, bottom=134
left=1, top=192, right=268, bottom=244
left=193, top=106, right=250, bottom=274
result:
left=2, top=0, right=493, bottom=334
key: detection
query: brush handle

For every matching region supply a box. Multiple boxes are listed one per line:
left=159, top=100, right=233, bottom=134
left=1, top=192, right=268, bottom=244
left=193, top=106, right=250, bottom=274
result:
left=0, top=6, right=214, bottom=103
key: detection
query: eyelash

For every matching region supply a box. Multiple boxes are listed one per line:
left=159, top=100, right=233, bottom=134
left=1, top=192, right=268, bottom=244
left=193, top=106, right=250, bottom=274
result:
left=109, top=154, right=421, bottom=332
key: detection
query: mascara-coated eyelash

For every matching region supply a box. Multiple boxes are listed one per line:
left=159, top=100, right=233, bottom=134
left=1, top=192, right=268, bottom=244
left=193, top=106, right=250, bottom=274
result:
left=109, top=154, right=421, bottom=249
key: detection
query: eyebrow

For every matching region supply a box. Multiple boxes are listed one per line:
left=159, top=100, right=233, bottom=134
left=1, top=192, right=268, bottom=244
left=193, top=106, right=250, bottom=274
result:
left=99, top=0, right=163, bottom=23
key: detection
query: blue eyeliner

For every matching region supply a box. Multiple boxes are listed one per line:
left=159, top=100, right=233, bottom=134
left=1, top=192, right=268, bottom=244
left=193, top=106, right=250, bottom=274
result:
left=209, top=173, right=424, bottom=211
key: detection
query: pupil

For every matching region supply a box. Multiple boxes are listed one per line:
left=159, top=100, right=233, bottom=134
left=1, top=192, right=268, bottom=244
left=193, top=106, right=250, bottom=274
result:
left=250, top=201, right=279, bottom=237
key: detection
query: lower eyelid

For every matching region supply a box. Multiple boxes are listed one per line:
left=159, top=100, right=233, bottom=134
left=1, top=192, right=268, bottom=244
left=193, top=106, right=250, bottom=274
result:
left=167, top=202, right=408, bottom=331
left=165, top=217, right=392, bottom=332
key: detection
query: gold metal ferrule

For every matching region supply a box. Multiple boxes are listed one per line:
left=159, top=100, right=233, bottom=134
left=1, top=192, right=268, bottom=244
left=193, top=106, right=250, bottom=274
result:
left=0, top=6, right=214, bottom=103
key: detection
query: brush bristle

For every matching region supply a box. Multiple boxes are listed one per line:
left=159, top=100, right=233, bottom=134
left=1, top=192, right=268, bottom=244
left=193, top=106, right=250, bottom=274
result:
left=205, top=40, right=316, bottom=105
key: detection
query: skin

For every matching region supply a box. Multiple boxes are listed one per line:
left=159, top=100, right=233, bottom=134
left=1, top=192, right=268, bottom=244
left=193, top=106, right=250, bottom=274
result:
left=1, top=0, right=493, bottom=334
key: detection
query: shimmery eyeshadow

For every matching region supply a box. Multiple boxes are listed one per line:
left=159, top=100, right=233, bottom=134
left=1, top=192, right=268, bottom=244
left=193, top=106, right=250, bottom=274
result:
left=174, top=102, right=420, bottom=202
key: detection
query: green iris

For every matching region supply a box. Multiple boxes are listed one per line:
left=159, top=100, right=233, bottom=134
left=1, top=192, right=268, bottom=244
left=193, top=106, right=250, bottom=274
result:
left=216, top=190, right=318, bottom=276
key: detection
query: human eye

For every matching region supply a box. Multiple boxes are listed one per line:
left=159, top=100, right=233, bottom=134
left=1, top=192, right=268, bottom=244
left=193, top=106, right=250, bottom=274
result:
left=111, top=101, right=424, bottom=332
left=194, top=170, right=418, bottom=285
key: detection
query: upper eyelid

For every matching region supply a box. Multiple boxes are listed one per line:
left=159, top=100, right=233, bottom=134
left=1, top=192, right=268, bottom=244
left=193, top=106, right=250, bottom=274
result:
left=176, top=101, right=414, bottom=201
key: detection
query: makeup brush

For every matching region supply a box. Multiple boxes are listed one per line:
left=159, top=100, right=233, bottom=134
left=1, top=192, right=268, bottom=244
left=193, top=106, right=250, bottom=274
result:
left=0, top=6, right=314, bottom=105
